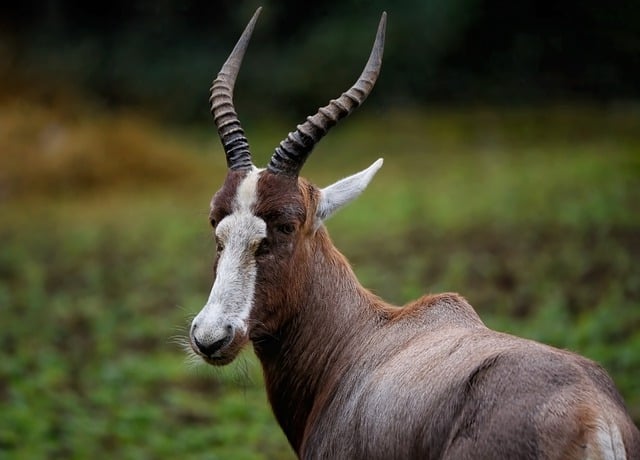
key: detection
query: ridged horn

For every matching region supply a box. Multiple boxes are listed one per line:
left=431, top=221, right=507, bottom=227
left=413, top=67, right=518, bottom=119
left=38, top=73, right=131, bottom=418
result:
left=267, top=12, right=387, bottom=176
left=210, top=8, right=261, bottom=171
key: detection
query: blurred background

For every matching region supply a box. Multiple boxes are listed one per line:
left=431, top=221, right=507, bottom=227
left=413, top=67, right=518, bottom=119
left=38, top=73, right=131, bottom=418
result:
left=3, top=0, right=640, bottom=120
left=1, top=0, right=639, bottom=458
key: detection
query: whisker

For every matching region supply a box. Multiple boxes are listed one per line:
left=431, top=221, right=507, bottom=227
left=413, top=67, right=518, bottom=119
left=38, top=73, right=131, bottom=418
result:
left=184, top=353, right=206, bottom=372
left=175, top=304, right=197, bottom=317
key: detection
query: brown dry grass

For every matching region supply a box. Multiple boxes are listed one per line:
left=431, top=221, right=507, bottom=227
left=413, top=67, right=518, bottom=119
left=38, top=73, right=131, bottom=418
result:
left=0, top=98, right=214, bottom=201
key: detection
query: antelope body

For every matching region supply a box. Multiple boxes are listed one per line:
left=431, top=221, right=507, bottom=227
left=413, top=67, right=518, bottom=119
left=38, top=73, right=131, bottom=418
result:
left=188, top=9, right=640, bottom=459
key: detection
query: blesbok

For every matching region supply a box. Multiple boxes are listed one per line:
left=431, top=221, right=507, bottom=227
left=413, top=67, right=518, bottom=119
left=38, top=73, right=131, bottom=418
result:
left=188, top=8, right=640, bottom=459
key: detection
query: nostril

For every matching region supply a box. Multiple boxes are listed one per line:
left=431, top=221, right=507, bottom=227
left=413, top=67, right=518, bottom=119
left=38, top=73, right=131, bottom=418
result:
left=194, top=334, right=232, bottom=357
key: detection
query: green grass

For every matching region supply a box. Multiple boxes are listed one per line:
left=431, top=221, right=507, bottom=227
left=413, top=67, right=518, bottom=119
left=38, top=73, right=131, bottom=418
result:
left=1, top=104, right=639, bottom=458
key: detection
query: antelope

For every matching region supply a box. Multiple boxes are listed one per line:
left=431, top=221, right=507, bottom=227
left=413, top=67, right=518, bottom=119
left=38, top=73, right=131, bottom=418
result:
left=188, top=8, right=640, bottom=459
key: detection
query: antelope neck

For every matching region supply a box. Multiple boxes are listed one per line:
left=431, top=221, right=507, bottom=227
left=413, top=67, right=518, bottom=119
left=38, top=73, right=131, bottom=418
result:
left=254, top=232, right=384, bottom=451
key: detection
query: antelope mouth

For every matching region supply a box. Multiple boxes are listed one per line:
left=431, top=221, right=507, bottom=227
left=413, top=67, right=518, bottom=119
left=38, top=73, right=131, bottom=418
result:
left=189, top=329, right=248, bottom=366
left=199, top=353, right=236, bottom=366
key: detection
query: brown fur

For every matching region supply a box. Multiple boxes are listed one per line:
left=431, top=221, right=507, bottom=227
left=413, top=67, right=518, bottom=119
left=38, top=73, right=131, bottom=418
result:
left=205, top=171, right=640, bottom=459
left=193, top=9, right=639, bottom=456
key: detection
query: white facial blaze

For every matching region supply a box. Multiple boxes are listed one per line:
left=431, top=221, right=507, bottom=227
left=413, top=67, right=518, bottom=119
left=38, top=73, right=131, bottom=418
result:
left=191, top=169, right=266, bottom=349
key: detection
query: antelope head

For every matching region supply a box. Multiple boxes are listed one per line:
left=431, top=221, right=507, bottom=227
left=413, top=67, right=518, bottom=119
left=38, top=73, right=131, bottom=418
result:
left=189, top=8, right=386, bottom=365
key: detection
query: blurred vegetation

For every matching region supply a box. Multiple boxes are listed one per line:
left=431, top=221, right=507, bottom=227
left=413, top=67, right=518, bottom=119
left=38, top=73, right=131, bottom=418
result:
left=1, top=99, right=639, bottom=458
left=1, top=0, right=639, bottom=457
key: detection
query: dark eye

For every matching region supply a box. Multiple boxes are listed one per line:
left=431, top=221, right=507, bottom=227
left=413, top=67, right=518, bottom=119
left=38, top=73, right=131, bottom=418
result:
left=210, top=218, right=217, bottom=228
left=277, top=223, right=295, bottom=235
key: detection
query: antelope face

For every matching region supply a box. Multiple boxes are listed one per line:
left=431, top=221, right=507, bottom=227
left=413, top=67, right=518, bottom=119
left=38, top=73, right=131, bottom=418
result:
left=187, top=7, right=385, bottom=365
left=189, top=169, right=309, bottom=365
left=190, top=169, right=265, bottom=364
left=189, top=162, right=382, bottom=365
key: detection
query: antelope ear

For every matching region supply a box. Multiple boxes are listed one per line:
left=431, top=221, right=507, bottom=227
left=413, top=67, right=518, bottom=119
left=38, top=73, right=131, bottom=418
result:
left=316, top=158, right=383, bottom=222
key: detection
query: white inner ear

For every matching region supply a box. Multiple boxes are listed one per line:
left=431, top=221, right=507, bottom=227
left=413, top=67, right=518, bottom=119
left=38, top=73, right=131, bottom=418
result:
left=316, top=158, right=383, bottom=222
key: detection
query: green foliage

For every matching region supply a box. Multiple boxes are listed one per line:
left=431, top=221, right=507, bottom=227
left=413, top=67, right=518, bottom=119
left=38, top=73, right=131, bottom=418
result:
left=0, top=203, right=293, bottom=459
left=1, top=105, right=639, bottom=458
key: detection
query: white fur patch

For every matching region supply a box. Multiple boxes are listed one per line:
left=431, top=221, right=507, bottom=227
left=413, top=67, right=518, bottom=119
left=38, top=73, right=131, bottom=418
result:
left=234, top=167, right=261, bottom=212
left=587, top=419, right=626, bottom=460
left=191, top=168, right=266, bottom=352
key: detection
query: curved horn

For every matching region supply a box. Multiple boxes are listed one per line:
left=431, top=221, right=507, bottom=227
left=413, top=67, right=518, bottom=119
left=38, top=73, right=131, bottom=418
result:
left=210, top=8, right=261, bottom=171
left=268, top=12, right=387, bottom=176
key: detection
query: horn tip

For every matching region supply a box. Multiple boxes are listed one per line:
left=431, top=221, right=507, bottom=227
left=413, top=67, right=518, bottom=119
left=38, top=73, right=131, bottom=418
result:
left=379, top=12, right=387, bottom=30
left=376, top=12, right=387, bottom=45
left=247, top=6, right=262, bottom=28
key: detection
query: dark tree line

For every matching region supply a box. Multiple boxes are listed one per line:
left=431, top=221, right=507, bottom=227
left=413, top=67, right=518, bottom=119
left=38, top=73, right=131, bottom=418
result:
left=1, top=0, right=639, bottom=121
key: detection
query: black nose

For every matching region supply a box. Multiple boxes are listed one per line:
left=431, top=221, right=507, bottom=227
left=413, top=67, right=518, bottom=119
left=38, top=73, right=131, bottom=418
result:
left=194, top=336, right=230, bottom=357
left=191, top=324, right=233, bottom=357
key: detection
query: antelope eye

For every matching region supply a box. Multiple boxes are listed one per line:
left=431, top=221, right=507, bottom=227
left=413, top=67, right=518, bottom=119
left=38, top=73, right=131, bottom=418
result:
left=277, top=223, right=295, bottom=235
left=210, top=218, right=217, bottom=228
